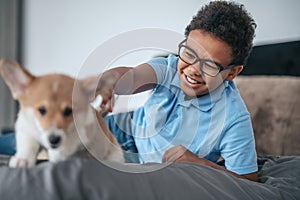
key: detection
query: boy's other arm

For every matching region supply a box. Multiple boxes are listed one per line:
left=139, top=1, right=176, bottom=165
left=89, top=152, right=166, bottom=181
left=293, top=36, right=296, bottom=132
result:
left=162, top=145, right=258, bottom=182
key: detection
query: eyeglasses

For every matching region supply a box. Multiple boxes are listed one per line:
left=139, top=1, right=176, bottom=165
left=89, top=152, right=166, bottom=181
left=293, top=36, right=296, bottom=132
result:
left=178, top=39, right=236, bottom=77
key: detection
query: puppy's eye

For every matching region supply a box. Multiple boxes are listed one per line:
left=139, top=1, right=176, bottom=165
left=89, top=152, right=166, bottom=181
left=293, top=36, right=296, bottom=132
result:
left=38, top=107, right=47, bottom=116
left=63, top=107, right=72, bottom=117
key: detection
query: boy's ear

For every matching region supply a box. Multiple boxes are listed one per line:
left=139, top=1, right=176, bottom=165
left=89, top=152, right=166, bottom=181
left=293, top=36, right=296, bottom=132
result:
left=0, top=59, right=35, bottom=99
left=225, top=65, right=243, bottom=81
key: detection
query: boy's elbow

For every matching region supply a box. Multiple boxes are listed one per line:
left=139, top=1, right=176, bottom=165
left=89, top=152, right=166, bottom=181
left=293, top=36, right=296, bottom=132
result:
left=241, top=172, right=258, bottom=182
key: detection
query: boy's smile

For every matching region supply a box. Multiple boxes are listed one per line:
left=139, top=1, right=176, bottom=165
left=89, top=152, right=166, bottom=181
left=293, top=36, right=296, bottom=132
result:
left=177, top=30, right=236, bottom=98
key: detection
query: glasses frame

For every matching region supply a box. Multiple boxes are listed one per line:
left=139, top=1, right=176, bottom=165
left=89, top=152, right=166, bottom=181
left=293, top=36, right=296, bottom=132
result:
left=178, top=39, right=236, bottom=77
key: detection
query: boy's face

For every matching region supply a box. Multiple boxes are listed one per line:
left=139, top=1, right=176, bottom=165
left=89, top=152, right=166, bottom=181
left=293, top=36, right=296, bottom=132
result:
left=177, top=30, right=242, bottom=98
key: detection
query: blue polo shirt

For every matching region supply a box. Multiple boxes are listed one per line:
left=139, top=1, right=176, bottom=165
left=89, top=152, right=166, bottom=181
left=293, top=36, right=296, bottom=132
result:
left=109, top=55, right=257, bottom=175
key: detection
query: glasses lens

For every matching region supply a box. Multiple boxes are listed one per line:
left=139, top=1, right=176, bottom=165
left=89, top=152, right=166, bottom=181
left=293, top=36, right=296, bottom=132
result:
left=202, top=61, right=220, bottom=76
left=179, top=46, right=197, bottom=64
left=178, top=41, right=222, bottom=77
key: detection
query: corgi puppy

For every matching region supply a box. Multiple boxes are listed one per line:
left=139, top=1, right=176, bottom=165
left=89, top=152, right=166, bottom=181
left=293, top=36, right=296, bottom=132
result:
left=0, top=59, right=124, bottom=167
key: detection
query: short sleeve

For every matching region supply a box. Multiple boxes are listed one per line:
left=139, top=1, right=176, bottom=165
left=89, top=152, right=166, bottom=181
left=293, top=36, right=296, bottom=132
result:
left=146, top=57, right=168, bottom=86
left=219, top=114, right=258, bottom=175
left=146, top=55, right=178, bottom=87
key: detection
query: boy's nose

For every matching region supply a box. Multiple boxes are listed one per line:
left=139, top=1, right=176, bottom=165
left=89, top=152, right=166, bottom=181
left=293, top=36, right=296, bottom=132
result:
left=187, top=64, right=201, bottom=76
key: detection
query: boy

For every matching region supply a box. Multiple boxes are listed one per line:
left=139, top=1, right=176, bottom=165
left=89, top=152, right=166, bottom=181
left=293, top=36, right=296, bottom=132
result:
left=98, top=1, right=258, bottom=181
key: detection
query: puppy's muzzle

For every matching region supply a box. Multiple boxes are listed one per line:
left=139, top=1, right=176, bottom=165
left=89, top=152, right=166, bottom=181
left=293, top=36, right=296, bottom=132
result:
left=48, top=134, right=61, bottom=149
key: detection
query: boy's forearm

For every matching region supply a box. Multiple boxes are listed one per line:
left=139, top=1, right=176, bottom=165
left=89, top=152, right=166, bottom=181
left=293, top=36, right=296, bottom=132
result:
left=197, top=158, right=258, bottom=182
left=100, top=67, right=134, bottom=95
left=101, top=64, right=157, bottom=95
left=163, top=145, right=258, bottom=182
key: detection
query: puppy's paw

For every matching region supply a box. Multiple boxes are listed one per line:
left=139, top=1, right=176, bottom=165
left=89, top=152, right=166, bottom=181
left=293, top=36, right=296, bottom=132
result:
left=9, top=156, right=36, bottom=168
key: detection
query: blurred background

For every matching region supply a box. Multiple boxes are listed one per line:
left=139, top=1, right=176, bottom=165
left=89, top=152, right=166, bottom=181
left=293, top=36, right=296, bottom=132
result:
left=1, top=0, right=300, bottom=132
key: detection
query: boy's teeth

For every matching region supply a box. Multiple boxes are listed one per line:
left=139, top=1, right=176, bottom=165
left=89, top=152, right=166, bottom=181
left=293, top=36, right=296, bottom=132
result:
left=187, top=76, right=198, bottom=84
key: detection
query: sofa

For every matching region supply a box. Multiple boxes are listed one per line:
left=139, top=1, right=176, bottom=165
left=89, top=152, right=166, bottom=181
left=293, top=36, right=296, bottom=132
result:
left=236, top=75, right=300, bottom=156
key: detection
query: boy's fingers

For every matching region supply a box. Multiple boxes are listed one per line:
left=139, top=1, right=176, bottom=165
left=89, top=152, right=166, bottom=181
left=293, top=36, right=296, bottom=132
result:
left=165, top=151, right=181, bottom=163
left=162, top=145, right=186, bottom=163
left=104, top=99, right=113, bottom=112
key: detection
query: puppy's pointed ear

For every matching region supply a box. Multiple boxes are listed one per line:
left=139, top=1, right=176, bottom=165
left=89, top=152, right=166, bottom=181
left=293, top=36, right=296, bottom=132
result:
left=79, top=76, right=99, bottom=101
left=0, top=59, right=35, bottom=99
left=79, top=72, right=119, bottom=102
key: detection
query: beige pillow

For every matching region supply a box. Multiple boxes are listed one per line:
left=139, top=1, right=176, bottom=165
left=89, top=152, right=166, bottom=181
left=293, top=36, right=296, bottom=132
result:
left=235, top=76, right=300, bottom=156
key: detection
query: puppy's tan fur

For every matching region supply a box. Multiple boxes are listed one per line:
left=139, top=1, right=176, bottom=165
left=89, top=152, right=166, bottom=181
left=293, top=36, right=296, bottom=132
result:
left=0, top=59, right=124, bottom=167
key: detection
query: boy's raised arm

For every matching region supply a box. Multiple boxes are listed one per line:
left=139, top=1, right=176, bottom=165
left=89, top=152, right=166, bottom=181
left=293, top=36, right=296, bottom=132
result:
left=96, top=63, right=157, bottom=110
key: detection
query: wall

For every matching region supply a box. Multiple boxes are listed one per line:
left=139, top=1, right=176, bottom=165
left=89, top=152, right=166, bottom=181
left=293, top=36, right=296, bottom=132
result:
left=22, top=0, right=300, bottom=76
left=0, top=0, right=22, bottom=132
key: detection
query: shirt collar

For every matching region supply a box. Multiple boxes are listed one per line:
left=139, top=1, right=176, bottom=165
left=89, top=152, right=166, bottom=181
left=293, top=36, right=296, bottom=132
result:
left=170, top=75, right=229, bottom=112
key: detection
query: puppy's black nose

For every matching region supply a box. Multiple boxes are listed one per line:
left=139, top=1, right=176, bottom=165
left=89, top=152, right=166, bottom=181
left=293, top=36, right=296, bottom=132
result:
left=48, top=135, right=61, bottom=148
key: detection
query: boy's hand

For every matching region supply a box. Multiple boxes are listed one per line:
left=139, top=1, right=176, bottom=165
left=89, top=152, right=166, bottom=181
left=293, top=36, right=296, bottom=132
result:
left=162, top=145, right=205, bottom=164
left=95, top=71, right=120, bottom=112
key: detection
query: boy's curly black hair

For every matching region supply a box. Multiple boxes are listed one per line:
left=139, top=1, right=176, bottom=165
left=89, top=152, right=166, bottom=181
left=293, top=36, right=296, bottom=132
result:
left=185, top=1, right=256, bottom=66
